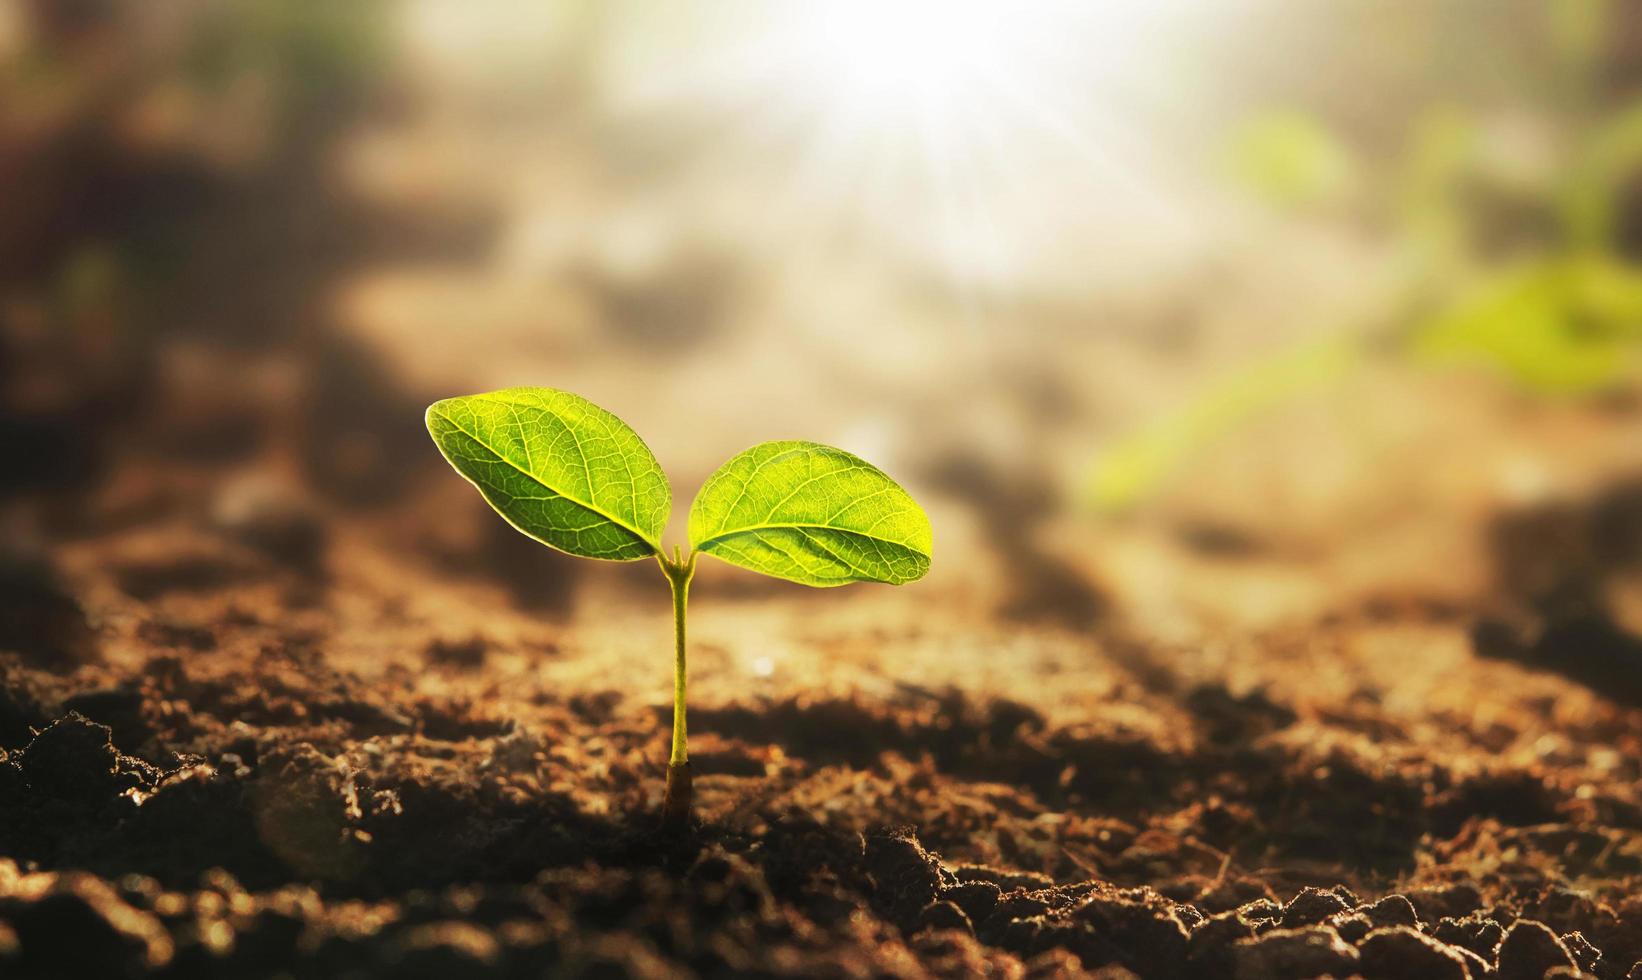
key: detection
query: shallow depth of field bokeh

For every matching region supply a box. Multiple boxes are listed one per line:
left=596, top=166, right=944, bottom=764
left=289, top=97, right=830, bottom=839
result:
left=5, top=3, right=1642, bottom=975
left=7, top=1, right=1639, bottom=670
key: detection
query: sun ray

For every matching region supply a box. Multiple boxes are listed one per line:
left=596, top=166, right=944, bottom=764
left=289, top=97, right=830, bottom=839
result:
left=596, top=0, right=1217, bottom=312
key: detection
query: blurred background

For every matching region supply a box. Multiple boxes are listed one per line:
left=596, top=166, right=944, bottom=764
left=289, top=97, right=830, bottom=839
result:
left=3, top=0, right=1642, bottom=701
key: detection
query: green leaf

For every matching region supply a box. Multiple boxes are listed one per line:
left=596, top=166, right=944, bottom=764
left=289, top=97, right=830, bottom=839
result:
left=1226, top=109, right=1356, bottom=211
left=688, top=441, right=931, bottom=587
left=426, top=387, right=669, bottom=561
left=1411, top=257, right=1638, bottom=394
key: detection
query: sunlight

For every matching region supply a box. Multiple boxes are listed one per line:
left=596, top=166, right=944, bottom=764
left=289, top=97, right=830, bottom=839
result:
left=662, top=0, right=1218, bottom=293
left=790, top=1, right=1009, bottom=124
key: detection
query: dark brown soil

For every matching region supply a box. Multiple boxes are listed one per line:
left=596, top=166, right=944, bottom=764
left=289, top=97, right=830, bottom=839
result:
left=4, top=463, right=1642, bottom=979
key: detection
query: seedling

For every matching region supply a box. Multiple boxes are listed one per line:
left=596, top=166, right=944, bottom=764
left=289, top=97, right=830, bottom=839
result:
left=426, top=387, right=932, bottom=827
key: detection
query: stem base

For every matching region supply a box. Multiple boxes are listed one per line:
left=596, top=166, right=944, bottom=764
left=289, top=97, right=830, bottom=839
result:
left=662, top=760, right=692, bottom=830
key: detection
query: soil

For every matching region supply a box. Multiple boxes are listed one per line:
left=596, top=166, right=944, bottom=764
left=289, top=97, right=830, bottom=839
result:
left=3, top=408, right=1642, bottom=980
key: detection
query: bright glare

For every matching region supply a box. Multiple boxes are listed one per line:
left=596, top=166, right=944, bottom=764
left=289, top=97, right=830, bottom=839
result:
left=603, top=1, right=1220, bottom=293
left=795, top=2, right=1011, bottom=123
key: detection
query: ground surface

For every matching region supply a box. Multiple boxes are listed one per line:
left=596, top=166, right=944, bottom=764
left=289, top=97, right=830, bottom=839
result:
left=3, top=377, right=1642, bottom=980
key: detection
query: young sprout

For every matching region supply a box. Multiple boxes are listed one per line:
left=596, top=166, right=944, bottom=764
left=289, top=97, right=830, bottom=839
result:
left=426, top=387, right=933, bottom=827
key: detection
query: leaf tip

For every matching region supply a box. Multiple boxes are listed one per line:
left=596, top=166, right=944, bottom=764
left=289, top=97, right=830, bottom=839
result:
left=423, top=398, right=452, bottom=434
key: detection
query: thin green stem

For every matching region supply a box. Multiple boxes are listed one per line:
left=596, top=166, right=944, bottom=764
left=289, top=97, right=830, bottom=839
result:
left=659, top=547, right=695, bottom=766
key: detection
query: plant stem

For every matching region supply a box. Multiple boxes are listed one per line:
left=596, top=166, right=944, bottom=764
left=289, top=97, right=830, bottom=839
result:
left=659, top=547, right=695, bottom=829
left=666, top=550, right=693, bottom=765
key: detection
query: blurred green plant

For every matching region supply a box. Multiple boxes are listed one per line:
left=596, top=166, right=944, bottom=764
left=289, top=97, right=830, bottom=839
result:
left=1406, top=88, right=1642, bottom=392
left=1089, top=336, right=1359, bottom=512
left=1091, top=2, right=1642, bottom=514
left=1226, top=109, right=1357, bottom=212
left=185, top=0, right=388, bottom=116
left=1413, top=255, right=1642, bottom=393
left=427, top=387, right=932, bottom=828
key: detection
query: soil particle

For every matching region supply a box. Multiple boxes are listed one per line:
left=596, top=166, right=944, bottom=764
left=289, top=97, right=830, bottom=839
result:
left=121, top=760, right=283, bottom=887
left=979, top=905, right=1047, bottom=952
left=1331, top=912, right=1373, bottom=944
left=386, top=920, right=503, bottom=978
left=247, top=743, right=368, bottom=882
left=1238, top=897, right=1284, bottom=929
left=1360, top=893, right=1422, bottom=929
left=1230, top=924, right=1360, bottom=979
left=0, top=557, right=98, bottom=671
left=551, top=934, right=677, bottom=979
left=954, top=864, right=1056, bottom=892
left=1183, top=684, right=1297, bottom=742
left=1435, top=912, right=1510, bottom=963
left=1456, top=945, right=1495, bottom=978
left=1523, top=611, right=1642, bottom=707
left=1188, top=909, right=1258, bottom=975
left=60, top=688, right=152, bottom=754
left=0, top=867, right=174, bottom=977
left=1561, top=931, right=1602, bottom=975
left=1523, top=886, right=1628, bottom=958
left=1497, top=919, right=1579, bottom=980
left=1193, top=875, right=1278, bottom=913
left=1068, top=890, right=1192, bottom=978
left=983, top=891, right=1054, bottom=935
left=683, top=847, right=777, bottom=928
left=1476, top=482, right=1642, bottom=707
left=1407, top=883, right=1486, bottom=922
left=941, top=880, right=1001, bottom=925
left=10, top=713, right=157, bottom=808
left=1357, top=925, right=1472, bottom=980
left=864, top=828, right=952, bottom=928
left=1021, top=947, right=1091, bottom=978
left=908, top=928, right=1015, bottom=975
left=1279, top=884, right=1356, bottom=928
left=426, top=634, right=488, bottom=669
left=914, top=899, right=973, bottom=934
left=757, top=816, right=871, bottom=922
left=1431, top=769, right=1562, bottom=833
